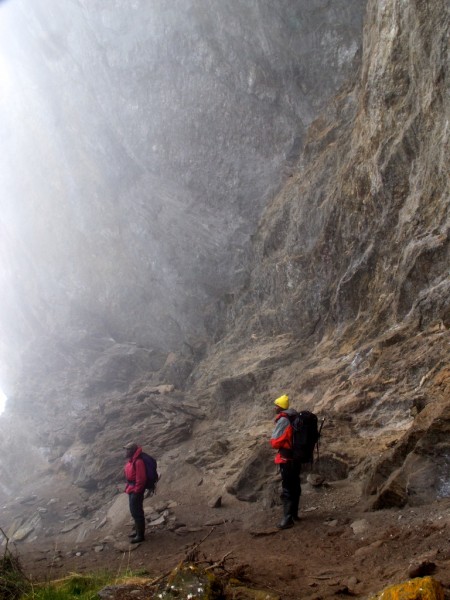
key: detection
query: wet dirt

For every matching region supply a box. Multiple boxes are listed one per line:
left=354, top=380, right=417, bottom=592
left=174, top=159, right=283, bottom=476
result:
left=5, top=476, right=450, bottom=600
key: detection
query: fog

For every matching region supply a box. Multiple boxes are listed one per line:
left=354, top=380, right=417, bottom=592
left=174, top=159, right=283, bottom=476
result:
left=0, top=389, right=6, bottom=415
left=0, top=0, right=364, bottom=393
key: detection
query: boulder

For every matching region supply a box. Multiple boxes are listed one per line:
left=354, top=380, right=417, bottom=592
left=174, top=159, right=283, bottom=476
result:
left=227, top=444, right=275, bottom=503
left=364, top=399, right=450, bottom=509
left=369, top=577, right=444, bottom=600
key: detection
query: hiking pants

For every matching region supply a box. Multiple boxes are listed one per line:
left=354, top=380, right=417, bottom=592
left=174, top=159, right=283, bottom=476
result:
left=279, top=460, right=301, bottom=516
left=128, top=492, right=145, bottom=521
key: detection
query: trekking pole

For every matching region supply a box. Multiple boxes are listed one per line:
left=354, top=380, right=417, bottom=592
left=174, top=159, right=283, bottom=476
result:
left=316, top=418, right=325, bottom=463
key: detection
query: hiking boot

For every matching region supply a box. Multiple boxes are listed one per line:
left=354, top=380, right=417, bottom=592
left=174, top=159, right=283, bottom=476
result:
left=130, top=519, right=145, bottom=543
left=277, top=515, right=294, bottom=529
left=130, top=533, right=145, bottom=543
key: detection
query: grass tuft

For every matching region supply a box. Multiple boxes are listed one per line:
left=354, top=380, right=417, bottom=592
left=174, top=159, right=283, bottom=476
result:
left=0, top=528, right=30, bottom=600
left=22, top=573, right=112, bottom=600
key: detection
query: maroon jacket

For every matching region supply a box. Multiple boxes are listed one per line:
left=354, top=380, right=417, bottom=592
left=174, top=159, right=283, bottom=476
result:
left=124, top=446, right=147, bottom=494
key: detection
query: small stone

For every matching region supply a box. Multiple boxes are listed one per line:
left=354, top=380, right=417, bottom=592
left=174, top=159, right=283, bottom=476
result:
left=157, top=384, right=175, bottom=394
left=148, top=515, right=165, bottom=526
left=149, top=512, right=160, bottom=520
left=12, top=525, right=35, bottom=541
left=350, top=519, right=369, bottom=535
left=353, top=540, right=383, bottom=558
left=326, top=519, right=338, bottom=527
left=61, top=522, right=81, bottom=533
left=307, top=474, right=325, bottom=487
left=208, top=496, right=222, bottom=508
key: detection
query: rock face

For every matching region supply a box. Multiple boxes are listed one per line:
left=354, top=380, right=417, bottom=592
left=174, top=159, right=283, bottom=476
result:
left=0, top=0, right=449, bottom=519
left=188, top=0, right=450, bottom=509
left=364, top=391, right=450, bottom=509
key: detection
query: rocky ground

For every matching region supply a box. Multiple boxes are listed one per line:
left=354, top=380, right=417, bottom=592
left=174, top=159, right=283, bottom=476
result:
left=1, top=326, right=448, bottom=599
left=2, top=463, right=449, bottom=600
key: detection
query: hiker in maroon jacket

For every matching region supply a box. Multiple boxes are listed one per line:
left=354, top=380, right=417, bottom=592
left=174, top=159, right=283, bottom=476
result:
left=123, top=442, right=146, bottom=543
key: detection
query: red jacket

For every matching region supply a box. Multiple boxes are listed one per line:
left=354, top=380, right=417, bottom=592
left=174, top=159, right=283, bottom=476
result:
left=124, top=446, right=147, bottom=494
left=270, top=410, right=295, bottom=464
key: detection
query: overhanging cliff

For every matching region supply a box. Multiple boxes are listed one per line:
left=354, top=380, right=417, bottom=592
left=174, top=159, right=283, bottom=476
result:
left=0, top=0, right=448, bottom=516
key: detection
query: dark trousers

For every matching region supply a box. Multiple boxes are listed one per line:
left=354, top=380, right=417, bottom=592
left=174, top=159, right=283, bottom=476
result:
left=280, top=460, right=301, bottom=516
left=128, top=492, right=145, bottom=521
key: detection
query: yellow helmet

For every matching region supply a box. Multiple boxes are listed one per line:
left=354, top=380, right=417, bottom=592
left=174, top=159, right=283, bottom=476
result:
left=274, top=394, right=289, bottom=410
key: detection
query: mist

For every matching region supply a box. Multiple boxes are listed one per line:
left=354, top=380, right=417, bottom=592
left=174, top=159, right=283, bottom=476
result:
left=0, top=0, right=364, bottom=388
left=0, top=389, right=6, bottom=415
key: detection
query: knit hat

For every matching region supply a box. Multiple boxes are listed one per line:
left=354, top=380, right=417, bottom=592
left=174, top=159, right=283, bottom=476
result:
left=123, top=442, right=138, bottom=453
left=274, top=394, right=289, bottom=410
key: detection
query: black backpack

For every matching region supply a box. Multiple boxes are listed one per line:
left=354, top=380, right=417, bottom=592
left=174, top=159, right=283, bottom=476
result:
left=288, top=411, right=321, bottom=464
left=140, top=452, right=159, bottom=493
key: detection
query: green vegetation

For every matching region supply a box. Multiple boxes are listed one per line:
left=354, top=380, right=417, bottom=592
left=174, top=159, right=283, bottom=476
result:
left=0, top=529, right=273, bottom=600
left=0, top=531, right=30, bottom=600
left=0, top=541, right=109, bottom=600
left=22, top=573, right=112, bottom=600
left=0, top=526, right=117, bottom=600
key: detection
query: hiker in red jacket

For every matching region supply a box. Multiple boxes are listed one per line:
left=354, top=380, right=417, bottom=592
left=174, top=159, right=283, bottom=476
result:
left=123, top=442, right=146, bottom=543
left=270, top=394, right=301, bottom=529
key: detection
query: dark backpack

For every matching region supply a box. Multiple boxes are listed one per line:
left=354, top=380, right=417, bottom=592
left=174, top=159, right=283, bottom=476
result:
left=140, top=452, right=159, bottom=492
left=288, top=411, right=321, bottom=464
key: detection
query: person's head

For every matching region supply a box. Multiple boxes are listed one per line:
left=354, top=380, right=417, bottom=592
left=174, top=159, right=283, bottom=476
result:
left=123, top=442, right=138, bottom=459
left=274, top=394, right=289, bottom=414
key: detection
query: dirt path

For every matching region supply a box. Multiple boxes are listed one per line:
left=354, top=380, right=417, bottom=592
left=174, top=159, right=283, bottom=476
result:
left=9, top=477, right=450, bottom=599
